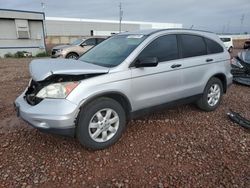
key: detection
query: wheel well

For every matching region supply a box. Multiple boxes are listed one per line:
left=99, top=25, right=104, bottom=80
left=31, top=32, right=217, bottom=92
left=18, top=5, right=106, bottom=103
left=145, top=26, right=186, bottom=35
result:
left=66, top=52, right=79, bottom=57
left=82, top=93, right=132, bottom=119
left=213, top=74, right=227, bottom=93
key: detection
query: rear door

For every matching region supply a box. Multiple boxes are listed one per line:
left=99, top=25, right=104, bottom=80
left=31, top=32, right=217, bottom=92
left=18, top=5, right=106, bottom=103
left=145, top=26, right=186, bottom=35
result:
left=177, top=34, right=223, bottom=97
left=131, top=34, right=183, bottom=111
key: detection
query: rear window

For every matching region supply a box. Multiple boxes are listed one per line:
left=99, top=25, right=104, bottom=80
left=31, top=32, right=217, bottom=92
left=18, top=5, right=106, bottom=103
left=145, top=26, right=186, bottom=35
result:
left=180, top=34, right=207, bottom=58
left=220, top=38, right=231, bottom=42
left=205, top=38, right=224, bottom=54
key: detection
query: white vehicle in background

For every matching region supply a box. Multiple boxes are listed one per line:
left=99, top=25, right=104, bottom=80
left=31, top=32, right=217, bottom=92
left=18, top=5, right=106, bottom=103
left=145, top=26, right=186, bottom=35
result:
left=219, top=36, right=233, bottom=53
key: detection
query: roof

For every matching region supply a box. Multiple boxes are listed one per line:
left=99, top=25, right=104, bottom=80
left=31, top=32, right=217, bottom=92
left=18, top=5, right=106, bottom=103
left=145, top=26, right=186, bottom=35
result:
left=118, top=28, right=214, bottom=36
left=0, top=9, right=44, bottom=20
left=46, top=17, right=182, bottom=27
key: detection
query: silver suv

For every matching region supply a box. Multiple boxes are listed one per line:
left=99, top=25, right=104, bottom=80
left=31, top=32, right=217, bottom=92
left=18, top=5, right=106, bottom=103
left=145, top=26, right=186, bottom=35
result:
left=15, top=29, right=233, bottom=150
left=51, top=37, right=106, bottom=59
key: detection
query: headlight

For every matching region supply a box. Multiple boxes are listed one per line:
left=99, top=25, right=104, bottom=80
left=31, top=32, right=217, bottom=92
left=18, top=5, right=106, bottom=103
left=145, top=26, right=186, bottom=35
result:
left=36, top=82, right=79, bottom=99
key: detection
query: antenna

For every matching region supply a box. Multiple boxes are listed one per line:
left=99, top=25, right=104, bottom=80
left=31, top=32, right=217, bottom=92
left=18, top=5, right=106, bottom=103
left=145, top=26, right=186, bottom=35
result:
left=119, top=2, right=123, bottom=33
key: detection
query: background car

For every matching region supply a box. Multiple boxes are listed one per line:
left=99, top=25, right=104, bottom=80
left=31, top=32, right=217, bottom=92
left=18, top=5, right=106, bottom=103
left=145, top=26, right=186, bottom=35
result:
left=220, top=36, right=234, bottom=53
left=51, top=37, right=106, bottom=59
left=244, top=40, right=250, bottom=49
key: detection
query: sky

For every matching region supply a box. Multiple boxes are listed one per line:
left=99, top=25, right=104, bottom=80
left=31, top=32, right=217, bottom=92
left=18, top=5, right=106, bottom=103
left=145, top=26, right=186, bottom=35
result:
left=0, top=0, right=250, bottom=34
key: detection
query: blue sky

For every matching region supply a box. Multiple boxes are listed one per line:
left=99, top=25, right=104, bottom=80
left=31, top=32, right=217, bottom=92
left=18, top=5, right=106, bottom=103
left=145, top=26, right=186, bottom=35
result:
left=0, top=0, right=250, bottom=33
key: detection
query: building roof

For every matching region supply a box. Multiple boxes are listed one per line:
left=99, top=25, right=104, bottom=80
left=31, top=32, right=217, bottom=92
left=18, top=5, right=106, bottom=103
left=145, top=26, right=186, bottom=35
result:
left=0, top=9, right=44, bottom=20
left=46, top=17, right=182, bottom=27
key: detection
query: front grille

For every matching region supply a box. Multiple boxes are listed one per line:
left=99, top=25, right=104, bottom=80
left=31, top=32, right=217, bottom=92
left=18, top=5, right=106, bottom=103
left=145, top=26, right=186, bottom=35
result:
left=52, top=50, right=56, bottom=55
left=24, top=80, right=44, bottom=105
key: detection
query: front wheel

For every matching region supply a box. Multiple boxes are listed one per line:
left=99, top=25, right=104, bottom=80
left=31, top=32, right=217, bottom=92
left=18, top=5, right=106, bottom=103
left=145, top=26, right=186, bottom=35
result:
left=66, top=52, right=79, bottom=59
left=76, top=97, right=126, bottom=150
left=196, top=77, right=223, bottom=112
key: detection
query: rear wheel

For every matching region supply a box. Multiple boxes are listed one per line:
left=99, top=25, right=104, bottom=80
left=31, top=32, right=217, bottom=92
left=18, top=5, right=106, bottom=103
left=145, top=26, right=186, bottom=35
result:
left=76, top=97, right=126, bottom=150
left=66, top=52, right=79, bottom=59
left=196, top=77, right=223, bottom=111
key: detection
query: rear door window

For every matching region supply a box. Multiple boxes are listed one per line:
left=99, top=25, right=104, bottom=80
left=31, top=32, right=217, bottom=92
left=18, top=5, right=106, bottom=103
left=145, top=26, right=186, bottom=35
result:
left=138, top=35, right=179, bottom=62
left=179, top=34, right=207, bottom=58
left=205, top=38, right=224, bottom=54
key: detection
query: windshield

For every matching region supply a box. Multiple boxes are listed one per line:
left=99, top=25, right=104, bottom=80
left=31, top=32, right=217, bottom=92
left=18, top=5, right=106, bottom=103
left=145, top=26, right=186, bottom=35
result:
left=71, top=39, right=84, bottom=45
left=79, top=35, right=147, bottom=67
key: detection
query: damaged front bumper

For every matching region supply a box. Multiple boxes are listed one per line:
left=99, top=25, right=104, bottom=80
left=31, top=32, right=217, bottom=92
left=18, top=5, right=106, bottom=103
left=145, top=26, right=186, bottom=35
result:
left=14, top=91, right=80, bottom=137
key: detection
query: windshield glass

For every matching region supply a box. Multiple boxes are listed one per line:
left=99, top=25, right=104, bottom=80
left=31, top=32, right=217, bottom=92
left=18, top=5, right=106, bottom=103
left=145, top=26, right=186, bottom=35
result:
left=79, top=35, right=147, bottom=67
left=71, top=39, right=84, bottom=45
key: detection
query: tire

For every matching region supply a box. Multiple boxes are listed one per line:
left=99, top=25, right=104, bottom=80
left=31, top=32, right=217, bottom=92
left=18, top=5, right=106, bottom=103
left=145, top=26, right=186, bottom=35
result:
left=66, top=52, right=79, bottom=59
left=196, top=77, right=223, bottom=112
left=76, top=97, right=126, bottom=150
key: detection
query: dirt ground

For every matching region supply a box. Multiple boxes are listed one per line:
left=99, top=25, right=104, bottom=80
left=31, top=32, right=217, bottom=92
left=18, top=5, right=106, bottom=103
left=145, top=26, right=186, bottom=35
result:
left=0, top=58, right=249, bottom=187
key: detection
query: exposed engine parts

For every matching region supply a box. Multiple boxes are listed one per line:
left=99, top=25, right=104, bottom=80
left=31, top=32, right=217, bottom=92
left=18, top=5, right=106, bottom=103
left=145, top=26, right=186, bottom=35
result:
left=231, top=50, right=250, bottom=87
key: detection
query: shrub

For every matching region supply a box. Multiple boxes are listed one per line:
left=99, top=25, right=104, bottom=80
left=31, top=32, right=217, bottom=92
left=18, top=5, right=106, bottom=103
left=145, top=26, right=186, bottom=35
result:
left=4, top=53, right=14, bottom=58
left=14, top=51, right=25, bottom=58
left=36, top=52, right=48, bottom=57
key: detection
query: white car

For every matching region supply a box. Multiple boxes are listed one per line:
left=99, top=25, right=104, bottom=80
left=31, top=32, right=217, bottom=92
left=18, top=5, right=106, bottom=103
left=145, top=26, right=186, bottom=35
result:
left=219, top=36, right=233, bottom=53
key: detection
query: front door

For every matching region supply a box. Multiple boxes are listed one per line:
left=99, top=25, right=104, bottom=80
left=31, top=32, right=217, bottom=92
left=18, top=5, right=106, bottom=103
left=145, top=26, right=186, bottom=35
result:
left=131, top=34, right=183, bottom=111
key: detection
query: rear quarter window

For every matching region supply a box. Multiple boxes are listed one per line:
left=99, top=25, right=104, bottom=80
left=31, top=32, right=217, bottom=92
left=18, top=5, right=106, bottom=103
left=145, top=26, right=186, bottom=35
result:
left=220, top=38, right=231, bottom=42
left=205, top=38, right=224, bottom=54
left=179, top=34, right=207, bottom=58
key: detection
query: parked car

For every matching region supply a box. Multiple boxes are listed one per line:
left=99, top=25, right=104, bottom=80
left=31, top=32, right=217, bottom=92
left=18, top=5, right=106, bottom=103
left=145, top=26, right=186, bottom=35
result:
left=220, top=36, right=234, bottom=53
left=15, top=29, right=233, bottom=150
left=51, top=37, right=106, bottom=59
left=231, top=49, right=250, bottom=86
left=244, top=40, right=250, bottom=49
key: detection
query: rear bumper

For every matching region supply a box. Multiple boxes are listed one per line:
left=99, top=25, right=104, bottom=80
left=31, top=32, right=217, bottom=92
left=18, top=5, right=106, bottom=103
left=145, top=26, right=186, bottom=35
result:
left=14, top=92, right=79, bottom=137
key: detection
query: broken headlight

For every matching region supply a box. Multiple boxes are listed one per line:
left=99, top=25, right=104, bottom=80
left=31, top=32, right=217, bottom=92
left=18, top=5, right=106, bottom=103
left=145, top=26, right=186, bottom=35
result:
left=36, top=82, right=79, bottom=99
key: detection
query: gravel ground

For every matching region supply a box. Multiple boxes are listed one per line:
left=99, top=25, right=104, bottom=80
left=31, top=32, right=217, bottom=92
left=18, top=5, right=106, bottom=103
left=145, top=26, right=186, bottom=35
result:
left=0, top=58, right=249, bottom=188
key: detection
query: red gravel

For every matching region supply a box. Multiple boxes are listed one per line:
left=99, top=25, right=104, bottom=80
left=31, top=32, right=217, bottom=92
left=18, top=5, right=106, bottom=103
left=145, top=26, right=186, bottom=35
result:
left=0, top=58, right=250, bottom=187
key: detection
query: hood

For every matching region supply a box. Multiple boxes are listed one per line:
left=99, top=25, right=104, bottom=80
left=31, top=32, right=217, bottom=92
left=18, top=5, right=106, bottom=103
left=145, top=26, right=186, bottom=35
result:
left=52, top=44, right=73, bottom=50
left=29, top=59, right=109, bottom=81
left=238, top=50, right=250, bottom=64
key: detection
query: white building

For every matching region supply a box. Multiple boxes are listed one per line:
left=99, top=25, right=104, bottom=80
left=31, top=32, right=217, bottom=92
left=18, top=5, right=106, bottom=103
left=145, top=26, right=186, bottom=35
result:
left=0, top=8, right=183, bottom=55
left=0, top=9, right=46, bottom=57
left=45, top=17, right=183, bottom=44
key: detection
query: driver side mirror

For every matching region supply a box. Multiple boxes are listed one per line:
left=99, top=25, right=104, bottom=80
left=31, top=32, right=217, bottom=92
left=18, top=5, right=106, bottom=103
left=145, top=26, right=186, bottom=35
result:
left=80, top=43, right=87, bottom=47
left=135, top=57, right=159, bottom=68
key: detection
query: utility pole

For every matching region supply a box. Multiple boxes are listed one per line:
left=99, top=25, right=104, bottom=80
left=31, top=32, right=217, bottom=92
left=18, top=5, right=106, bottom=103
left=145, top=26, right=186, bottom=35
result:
left=240, top=14, right=245, bottom=34
left=41, top=2, right=47, bottom=53
left=41, top=2, right=47, bottom=37
left=119, top=2, right=123, bottom=33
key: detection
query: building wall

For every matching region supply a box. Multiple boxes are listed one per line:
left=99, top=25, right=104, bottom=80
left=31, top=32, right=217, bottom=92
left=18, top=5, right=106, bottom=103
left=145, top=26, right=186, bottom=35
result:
left=45, top=20, right=140, bottom=36
left=45, top=18, right=183, bottom=45
left=0, top=9, right=46, bottom=57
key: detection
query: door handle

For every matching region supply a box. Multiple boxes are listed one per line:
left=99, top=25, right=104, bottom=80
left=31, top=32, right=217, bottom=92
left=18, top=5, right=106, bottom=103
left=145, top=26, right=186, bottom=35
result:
left=171, top=64, right=182, bottom=68
left=206, top=58, right=214, bottom=62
